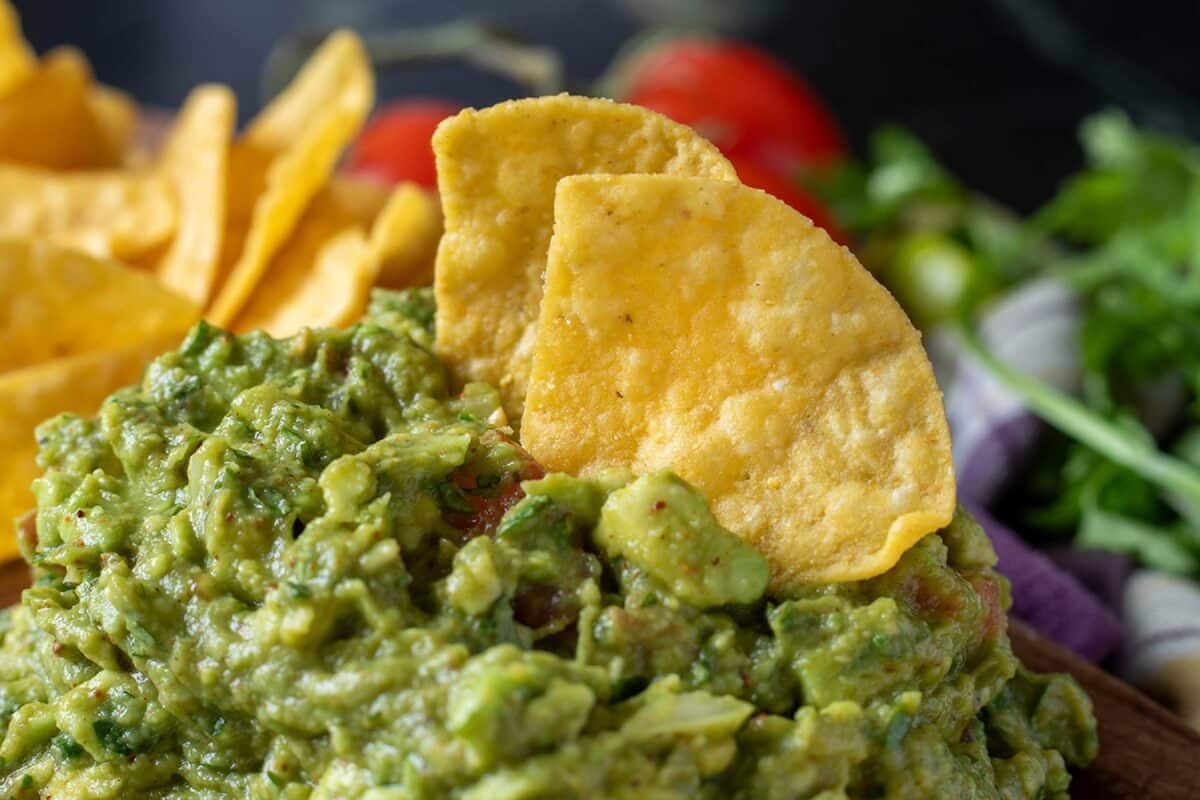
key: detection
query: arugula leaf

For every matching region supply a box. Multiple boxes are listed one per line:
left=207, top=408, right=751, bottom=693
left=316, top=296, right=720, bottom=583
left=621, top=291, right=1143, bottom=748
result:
left=1035, top=111, right=1200, bottom=244
left=807, top=126, right=963, bottom=237
left=1077, top=506, right=1198, bottom=575
left=959, top=324, right=1200, bottom=509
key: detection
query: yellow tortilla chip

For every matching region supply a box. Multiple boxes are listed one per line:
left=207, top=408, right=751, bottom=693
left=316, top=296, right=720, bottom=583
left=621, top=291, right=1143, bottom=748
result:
left=328, top=173, right=391, bottom=223
left=155, top=84, right=236, bottom=306
left=0, top=0, right=33, bottom=98
left=432, top=94, right=737, bottom=419
left=0, top=47, right=126, bottom=169
left=235, top=229, right=376, bottom=338
left=371, top=182, right=441, bottom=288
left=206, top=30, right=373, bottom=326
left=0, top=164, right=175, bottom=260
left=87, top=83, right=138, bottom=164
left=522, top=175, right=955, bottom=587
left=233, top=186, right=378, bottom=337
left=0, top=340, right=171, bottom=561
left=211, top=143, right=266, bottom=281
left=0, top=237, right=199, bottom=372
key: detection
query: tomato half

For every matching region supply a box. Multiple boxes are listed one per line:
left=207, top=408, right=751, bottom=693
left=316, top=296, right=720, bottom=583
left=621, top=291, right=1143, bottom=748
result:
left=727, top=156, right=848, bottom=244
left=621, top=38, right=847, bottom=173
left=345, top=99, right=461, bottom=189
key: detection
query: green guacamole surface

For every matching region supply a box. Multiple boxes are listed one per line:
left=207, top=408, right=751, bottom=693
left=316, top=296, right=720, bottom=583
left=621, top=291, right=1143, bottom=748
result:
left=0, top=290, right=1096, bottom=798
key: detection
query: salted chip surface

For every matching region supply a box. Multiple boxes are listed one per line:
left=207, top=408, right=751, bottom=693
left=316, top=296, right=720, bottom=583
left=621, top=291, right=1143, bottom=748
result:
left=0, top=237, right=198, bottom=372
left=0, top=340, right=170, bottom=560
left=155, top=84, right=235, bottom=306
left=522, top=175, right=955, bottom=586
left=0, top=165, right=175, bottom=260
left=432, top=94, right=736, bottom=420
left=206, top=30, right=372, bottom=325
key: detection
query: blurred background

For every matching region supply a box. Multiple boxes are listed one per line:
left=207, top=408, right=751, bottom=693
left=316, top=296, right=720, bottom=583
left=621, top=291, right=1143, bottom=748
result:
left=16, top=0, right=1200, bottom=213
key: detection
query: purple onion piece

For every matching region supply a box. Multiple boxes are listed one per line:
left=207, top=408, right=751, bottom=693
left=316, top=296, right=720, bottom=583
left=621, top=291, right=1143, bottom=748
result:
left=955, top=412, right=1041, bottom=505
left=966, top=503, right=1125, bottom=662
left=1045, top=546, right=1136, bottom=614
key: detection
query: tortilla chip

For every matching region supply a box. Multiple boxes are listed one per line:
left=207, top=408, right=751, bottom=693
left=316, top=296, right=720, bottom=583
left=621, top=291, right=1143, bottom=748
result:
left=521, top=175, right=955, bottom=586
left=205, top=30, right=372, bottom=326
left=0, top=0, right=33, bottom=98
left=0, top=237, right=199, bottom=372
left=432, top=94, right=737, bottom=419
left=0, top=340, right=170, bottom=561
left=235, top=229, right=376, bottom=338
left=0, top=164, right=175, bottom=260
left=328, top=173, right=391, bottom=223
left=155, top=84, right=235, bottom=306
left=87, top=83, right=139, bottom=165
left=371, top=182, right=441, bottom=288
left=233, top=185, right=378, bottom=337
left=0, top=47, right=127, bottom=169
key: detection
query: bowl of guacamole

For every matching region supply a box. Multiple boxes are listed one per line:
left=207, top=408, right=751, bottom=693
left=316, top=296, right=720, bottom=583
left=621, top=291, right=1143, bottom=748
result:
left=0, top=289, right=1096, bottom=798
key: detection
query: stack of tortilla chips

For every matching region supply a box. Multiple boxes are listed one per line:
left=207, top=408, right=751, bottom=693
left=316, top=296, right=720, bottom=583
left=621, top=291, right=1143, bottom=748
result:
left=0, top=3, right=442, bottom=558
left=431, top=95, right=956, bottom=587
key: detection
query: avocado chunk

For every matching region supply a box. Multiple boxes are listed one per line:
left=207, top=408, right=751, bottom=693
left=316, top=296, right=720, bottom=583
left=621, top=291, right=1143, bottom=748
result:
left=595, top=470, right=769, bottom=607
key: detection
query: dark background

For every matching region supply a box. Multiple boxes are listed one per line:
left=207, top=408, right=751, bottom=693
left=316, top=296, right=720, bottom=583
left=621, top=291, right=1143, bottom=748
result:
left=15, top=0, right=1200, bottom=213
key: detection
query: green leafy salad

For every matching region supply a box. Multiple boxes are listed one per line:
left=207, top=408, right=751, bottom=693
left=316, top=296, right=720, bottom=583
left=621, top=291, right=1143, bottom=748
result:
left=814, top=111, right=1200, bottom=578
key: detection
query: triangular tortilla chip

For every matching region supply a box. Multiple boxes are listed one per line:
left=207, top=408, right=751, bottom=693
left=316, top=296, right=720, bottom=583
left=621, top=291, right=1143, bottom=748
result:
left=87, top=83, right=138, bottom=163
left=328, top=173, right=392, bottom=223
left=432, top=94, right=737, bottom=420
left=205, top=30, right=372, bottom=325
left=522, top=175, right=955, bottom=587
left=155, top=84, right=236, bottom=306
left=234, top=229, right=375, bottom=338
left=0, top=47, right=127, bottom=168
left=233, top=186, right=378, bottom=337
left=0, top=237, right=198, bottom=372
left=370, top=182, right=441, bottom=288
left=0, top=0, right=34, bottom=98
left=0, top=163, right=175, bottom=260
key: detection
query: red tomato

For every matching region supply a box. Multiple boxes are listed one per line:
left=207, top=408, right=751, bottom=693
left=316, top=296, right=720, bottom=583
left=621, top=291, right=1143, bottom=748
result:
left=442, top=431, right=545, bottom=540
left=345, top=99, right=461, bottom=189
left=728, top=156, right=848, bottom=244
left=443, top=479, right=528, bottom=540
left=621, top=39, right=847, bottom=173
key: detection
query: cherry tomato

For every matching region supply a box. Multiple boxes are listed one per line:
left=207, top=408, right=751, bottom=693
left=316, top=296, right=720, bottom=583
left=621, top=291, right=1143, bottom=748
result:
left=620, top=38, right=847, bottom=173
left=614, top=38, right=848, bottom=239
left=727, top=156, right=848, bottom=244
left=441, top=431, right=545, bottom=540
left=443, top=478, right=528, bottom=540
left=345, top=99, right=461, bottom=189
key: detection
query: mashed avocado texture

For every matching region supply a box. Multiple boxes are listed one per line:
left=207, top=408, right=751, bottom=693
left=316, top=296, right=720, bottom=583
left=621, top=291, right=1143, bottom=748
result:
left=0, top=290, right=1096, bottom=798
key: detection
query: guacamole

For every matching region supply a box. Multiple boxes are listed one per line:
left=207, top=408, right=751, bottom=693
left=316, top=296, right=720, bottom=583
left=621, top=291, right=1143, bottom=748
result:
left=0, top=289, right=1096, bottom=798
